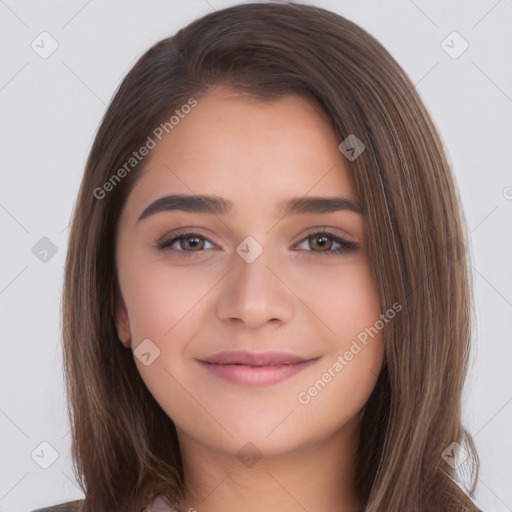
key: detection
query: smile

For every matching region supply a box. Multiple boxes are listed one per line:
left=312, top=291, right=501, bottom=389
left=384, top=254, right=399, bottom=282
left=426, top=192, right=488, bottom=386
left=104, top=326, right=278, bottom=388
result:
left=197, top=350, right=319, bottom=386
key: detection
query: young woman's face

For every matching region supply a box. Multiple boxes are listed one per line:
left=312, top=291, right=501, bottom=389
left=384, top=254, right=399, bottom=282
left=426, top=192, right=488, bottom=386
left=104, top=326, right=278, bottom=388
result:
left=114, top=86, right=384, bottom=458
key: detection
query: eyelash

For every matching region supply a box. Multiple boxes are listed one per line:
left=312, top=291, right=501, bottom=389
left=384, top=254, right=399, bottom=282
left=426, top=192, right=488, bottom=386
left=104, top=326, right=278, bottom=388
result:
left=155, top=228, right=359, bottom=257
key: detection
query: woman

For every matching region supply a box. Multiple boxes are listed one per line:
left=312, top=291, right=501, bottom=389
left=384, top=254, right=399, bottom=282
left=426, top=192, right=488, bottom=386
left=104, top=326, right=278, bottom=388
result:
left=33, top=2, right=482, bottom=511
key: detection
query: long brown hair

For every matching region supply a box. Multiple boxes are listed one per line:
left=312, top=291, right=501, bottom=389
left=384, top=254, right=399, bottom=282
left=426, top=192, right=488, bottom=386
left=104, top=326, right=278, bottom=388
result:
left=61, top=2, right=480, bottom=511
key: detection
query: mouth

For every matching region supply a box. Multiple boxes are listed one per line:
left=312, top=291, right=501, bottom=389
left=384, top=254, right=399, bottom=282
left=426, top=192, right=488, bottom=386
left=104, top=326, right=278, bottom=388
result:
left=196, top=350, right=320, bottom=386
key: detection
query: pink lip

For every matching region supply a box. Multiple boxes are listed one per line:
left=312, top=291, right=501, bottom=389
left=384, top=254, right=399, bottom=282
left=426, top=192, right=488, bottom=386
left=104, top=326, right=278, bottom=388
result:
left=197, top=350, right=319, bottom=386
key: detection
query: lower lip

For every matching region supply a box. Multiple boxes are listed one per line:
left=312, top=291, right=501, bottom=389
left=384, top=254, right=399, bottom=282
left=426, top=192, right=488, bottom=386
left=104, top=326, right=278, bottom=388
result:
left=197, top=359, right=318, bottom=386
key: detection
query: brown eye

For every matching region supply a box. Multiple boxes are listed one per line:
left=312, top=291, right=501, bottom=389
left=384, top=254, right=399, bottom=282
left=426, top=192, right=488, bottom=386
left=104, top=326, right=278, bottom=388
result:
left=309, top=233, right=334, bottom=251
left=294, top=231, right=359, bottom=256
left=156, top=231, right=215, bottom=253
left=177, top=235, right=205, bottom=251
left=155, top=229, right=359, bottom=257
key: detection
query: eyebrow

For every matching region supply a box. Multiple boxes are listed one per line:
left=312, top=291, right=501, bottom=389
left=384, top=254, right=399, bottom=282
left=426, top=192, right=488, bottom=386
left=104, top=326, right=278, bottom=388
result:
left=136, top=194, right=362, bottom=223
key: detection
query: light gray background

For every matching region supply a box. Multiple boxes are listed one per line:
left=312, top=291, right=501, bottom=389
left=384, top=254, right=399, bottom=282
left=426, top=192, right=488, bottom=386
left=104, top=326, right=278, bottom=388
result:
left=1, top=1, right=511, bottom=511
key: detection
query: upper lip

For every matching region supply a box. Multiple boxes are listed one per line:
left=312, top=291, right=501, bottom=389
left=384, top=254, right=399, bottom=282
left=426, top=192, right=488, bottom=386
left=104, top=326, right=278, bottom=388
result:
left=199, top=350, right=315, bottom=366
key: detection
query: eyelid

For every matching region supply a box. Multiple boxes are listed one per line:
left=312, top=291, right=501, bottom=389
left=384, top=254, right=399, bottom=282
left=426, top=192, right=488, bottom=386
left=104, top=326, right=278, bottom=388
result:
left=298, top=226, right=358, bottom=245
left=155, top=225, right=359, bottom=256
left=291, top=228, right=360, bottom=255
left=156, top=224, right=357, bottom=243
left=155, top=229, right=218, bottom=252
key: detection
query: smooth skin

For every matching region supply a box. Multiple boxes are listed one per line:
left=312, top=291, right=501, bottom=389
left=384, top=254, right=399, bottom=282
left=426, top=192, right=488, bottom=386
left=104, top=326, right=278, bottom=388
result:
left=114, top=86, right=385, bottom=512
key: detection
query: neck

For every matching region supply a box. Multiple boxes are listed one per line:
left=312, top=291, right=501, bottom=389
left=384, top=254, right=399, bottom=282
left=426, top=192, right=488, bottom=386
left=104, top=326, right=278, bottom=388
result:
left=175, top=414, right=364, bottom=512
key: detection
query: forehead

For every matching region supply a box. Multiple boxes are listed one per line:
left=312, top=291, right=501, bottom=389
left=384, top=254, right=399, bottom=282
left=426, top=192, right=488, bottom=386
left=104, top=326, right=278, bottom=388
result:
left=121, top=87, right=358, bottom=222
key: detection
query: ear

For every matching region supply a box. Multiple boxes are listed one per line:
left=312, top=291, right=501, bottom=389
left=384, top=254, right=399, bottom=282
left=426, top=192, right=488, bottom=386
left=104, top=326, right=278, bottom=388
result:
left=111, top=284, right=131, bottom=348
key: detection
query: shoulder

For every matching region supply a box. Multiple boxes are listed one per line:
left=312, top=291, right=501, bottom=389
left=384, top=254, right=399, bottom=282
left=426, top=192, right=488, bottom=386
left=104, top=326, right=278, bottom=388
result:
left=31, top=499, right=84, bottom=512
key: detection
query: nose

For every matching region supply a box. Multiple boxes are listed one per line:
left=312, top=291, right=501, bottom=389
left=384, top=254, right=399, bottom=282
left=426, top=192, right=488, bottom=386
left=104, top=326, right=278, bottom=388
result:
left=215, top=243, right=295, bottom=329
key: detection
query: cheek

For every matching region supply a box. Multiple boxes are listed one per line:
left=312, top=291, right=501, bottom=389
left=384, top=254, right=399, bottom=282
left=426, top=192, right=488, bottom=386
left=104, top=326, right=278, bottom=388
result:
left=122, top=261, right=215, bottom=421
left=293, top=257, right=382, bottom=340
left=118, top=248, right=385, bottom=446
left=294, top=264, right=384, bottom=418
left=294, top=260, right=384, bottom=398
left=121, top=249, right=381, bottom=359
left=120, top=258, right=221, bottom=343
